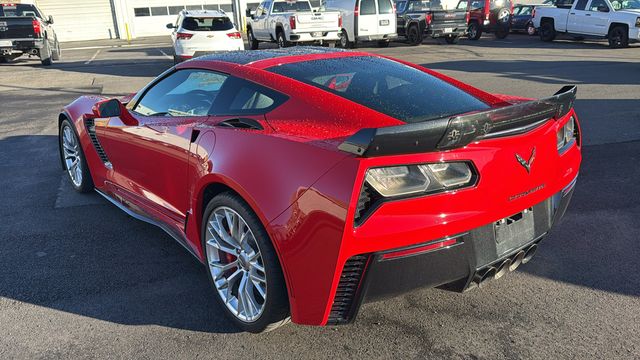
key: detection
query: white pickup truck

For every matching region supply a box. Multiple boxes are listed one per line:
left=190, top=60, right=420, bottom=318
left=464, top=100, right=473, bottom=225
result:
left=532, top=0, right=640, bottom=48
left=246, top=0, right=341, bottom=49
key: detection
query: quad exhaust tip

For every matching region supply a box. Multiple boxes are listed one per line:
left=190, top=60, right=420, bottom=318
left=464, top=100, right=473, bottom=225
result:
left=471, top=243, right=538, bottom=289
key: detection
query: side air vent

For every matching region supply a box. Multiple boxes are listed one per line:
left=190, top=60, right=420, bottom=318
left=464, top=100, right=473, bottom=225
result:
left=85, top=118, right=111, bottom=168
left=354, top=183, right=382, bottom=226
left=218, top=118, right=264, bottom=130
left=327, top=254, right=369, bottom=325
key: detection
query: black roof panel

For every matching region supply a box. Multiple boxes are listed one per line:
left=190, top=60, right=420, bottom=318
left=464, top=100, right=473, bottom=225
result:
left=193, top=47, right=349, bottom=65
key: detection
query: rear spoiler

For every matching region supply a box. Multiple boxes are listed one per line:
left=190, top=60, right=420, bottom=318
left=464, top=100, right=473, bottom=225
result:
left=338, top=85, right=577, bottom=157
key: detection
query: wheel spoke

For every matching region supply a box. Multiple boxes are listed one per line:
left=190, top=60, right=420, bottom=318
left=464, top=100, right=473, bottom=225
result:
left=251, top=261, right=265, bottom=274
left=209, top=260, right=237, bottom=272
left=207, top=237, right=237, bottom=256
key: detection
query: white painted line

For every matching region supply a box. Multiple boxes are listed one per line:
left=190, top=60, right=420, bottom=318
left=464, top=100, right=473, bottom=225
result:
left=84, top=49, right=100, bottom=65
left=64, top=42, right=170, bottom=51
left=159, top=49, right=173, bottom=60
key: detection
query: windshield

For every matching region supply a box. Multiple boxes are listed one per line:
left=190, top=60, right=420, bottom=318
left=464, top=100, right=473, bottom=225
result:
left=0, top=4, right=41, bottom=17
left=395, top=1, right=408, bottom=11
left=611, top=0, right=640, bottom=9
left=181, top=17, right=234, bottom=31
left=268, top=56, right=489, bottom=124
left=407, top=0, right=443, bottom=10
left=272, top=1, right=313, bottom=12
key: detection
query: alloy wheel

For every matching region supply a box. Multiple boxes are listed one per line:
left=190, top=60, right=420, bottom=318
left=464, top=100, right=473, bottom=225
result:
left=205, top=206, right=267, bottom=323
left=62, top=125, right=82, bottom=187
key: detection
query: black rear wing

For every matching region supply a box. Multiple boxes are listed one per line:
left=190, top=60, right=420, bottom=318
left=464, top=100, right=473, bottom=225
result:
left=338, top=85, right=577, bottom=157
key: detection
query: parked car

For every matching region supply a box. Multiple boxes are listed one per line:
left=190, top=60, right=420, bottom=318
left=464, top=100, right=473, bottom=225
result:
left=0, top=2, right=60, bottom=65
left=246, top=0, right=341, bottom=48
left=456, top=0, right=514, bottom=39
left=58, top=47, right=581, bottom=333
left=167, top=10, right=243, bottom=64
left=532, top=0, right=640, bottom=47
left=511, top=4, right=542, bottom=35
left=323, top=0, right=397, bottom=48
left=394, top=0, right=468, bottom=45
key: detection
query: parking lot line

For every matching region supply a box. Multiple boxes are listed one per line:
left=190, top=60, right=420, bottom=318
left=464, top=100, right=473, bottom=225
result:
left=64, top=43, right=169, bottom=51
left=84, top=50, right=101, bottom=65
left=159, top=50, right=172, bottom=60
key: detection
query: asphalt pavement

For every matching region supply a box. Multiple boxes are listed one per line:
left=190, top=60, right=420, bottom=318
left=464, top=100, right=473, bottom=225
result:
left=0, top=34, right=639, bottom=359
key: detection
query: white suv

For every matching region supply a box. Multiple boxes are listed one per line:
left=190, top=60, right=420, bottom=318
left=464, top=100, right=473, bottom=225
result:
left=167, top=10, right=244, bottom=64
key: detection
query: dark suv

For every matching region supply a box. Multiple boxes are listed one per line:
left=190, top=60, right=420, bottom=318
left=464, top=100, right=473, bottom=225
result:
left=395, top=0, right=469, bottom=45
left=456, top=0, right=513, bottom=40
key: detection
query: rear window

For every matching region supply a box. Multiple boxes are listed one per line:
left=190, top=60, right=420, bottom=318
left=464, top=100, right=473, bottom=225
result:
left=268, top=56, right=489, bottom=124
left=0, top=4, right=41, bottom=17
left=181, top=17, right=234, bottom=31
left=378, top=0, right=394, bottom=13
left=272, top=1, right=312, bottom=12
left=360, top=0, right=377, bottom=14
left=408, top=0, right=443, bottom=11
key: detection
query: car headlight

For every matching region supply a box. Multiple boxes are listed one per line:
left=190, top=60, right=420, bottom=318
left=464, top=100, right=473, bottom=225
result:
left=636, top=17, right=640, bottom=28
left=557, top=116, right=577, bottom=152
left=365, top=162, right=475, bottom=198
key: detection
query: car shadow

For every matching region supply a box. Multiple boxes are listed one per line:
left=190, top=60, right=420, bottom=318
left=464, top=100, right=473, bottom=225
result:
left=0, top=134, right=240, bottom=334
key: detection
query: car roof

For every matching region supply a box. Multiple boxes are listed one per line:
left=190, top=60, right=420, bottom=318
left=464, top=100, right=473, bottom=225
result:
left=181, top=9, right=227, bottom=17
left=193, top=47, right=358, bottom=66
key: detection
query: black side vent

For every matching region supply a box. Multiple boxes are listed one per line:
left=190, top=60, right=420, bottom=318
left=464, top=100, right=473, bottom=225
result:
left=354, top=183, right=382, bottom=226
left=218, top=118, right=264, bottom=130
left=85, top=118, right=111, bottom=167
left=327, top=254, right=369, bottom=325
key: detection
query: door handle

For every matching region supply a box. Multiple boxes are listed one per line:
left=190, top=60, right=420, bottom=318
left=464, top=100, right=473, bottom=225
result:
left=585, top=13, right=591, bottom=16
left=570, top=12, right=575, bottom=14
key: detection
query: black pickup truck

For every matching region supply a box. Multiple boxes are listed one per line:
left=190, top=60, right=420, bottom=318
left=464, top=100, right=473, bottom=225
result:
left=0, top=3, right=60, bottom=65
left=395, top=0, right=468, bottom=45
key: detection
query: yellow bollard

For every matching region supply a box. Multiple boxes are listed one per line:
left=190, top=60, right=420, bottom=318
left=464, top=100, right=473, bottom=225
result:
left=125, top=23, right=132, bottom=44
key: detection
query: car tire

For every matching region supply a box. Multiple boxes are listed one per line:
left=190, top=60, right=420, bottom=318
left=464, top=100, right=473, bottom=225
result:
left=52, top=39, right=61, bottom=61
left=526, top=22, right=536, bottom=36
left=202, top=192, right=290, bottom=333
left=40, top=39, right=53, bottom=66
left=495, top=28, right=509, bottom=39
left=276, top=31, right=289, bottom=48
left=376, top=40, right=390, bottom=47
left=445, top=36, right=459, bottom=44
left=608, top=26, right=629, bottom=48
left=59, top=118, right=94, bottom=193
left=338, top=29, right=354, bottom=48
left=0, top=57, right=7, bottom=64
left=247, top=28, right=259, bottom=50
left=407, top=25, right=422, bottom=46
left=468, top=22, right=482, bottom=40
left=539, top=21, right=556, bottom=42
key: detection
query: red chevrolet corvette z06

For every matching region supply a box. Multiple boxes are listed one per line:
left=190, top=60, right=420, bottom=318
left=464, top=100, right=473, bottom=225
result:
left=58, top=48, right=581, bottom=333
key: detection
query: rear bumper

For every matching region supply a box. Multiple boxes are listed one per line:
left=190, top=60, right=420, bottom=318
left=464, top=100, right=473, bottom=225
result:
left=289, top=30, right=340, bottom=42
left=426, top=25, right=467, bottom=38
left=0, top=38, right=44, bottom=55
left=356, top=33, right=398, bottom=41
left=328, top=179, right=576, bottom=324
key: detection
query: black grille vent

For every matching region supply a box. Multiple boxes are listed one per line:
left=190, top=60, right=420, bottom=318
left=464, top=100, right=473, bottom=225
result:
left=354, top=184, right=371, bottom=221
left=327, top=254, right=369, bottom=325
left=85, top=118, right=111, bottom=166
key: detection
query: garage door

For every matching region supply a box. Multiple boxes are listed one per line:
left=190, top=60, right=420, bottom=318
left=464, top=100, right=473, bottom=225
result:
left=36, top=0, right=117, bottom=42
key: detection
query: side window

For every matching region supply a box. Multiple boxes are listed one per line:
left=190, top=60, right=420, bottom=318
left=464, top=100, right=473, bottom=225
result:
left=378, top=0, right=394, bottom=13
left=360, top=0, right=377, bottom=14
left=456, top=0, right=468, bottom=9
left=212, top=77, right=288, bottom=115
left=574, top=0, right=588, bottom=10
left=588, top=0, right=608, bottom=10
left=133, top=70, right=228, bottom=117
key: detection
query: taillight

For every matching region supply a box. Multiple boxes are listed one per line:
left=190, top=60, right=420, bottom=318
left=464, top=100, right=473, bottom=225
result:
left=466, top=11, right=470, bottom=24
left=338, top=13, right=343, bottom=28
left=485, top=12, right=490, bottom=20
left=392, top=2, right=396, bottom=13
left=289, top=15, right=296, bottom=29
left=532, top=8, right=536, bottom=18
left=354, top=4, right=359, bottom=16
left=176, top=32, right=193, bottom=40
left=227, top=31, right=242, bottom=39
left=426, top=13, right=432, bottom=25
left=32, top=19, right=41, bottom=37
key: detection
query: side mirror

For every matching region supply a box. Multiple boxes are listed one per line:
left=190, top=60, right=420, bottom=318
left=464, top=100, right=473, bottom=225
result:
left=48, top=15, right=54, bottom=24
left=95, top=99, right=122, bottom=118
left=246, top=8, right=252, bottom=17
left=597, top=4, right=609, bottom=11
left=166, top=23, right=175, bottom=29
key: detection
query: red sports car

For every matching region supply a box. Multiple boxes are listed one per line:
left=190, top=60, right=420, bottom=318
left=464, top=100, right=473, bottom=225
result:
left=58, top=48, right=581, bottom=333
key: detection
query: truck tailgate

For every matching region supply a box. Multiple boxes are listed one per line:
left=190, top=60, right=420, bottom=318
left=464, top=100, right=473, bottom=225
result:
left=0, top=17, right=37, bottom=40
left=430, top=10, right=467, bottom=29
left=294, top=12, right=340, bottom=31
